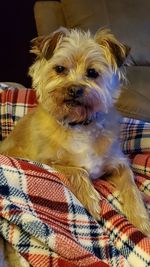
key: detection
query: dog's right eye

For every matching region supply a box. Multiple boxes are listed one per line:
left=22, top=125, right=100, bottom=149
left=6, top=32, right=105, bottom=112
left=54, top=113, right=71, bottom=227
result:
left=54, top=65, right=66, bottom=74
left=87, top=68, right=99, bottom=79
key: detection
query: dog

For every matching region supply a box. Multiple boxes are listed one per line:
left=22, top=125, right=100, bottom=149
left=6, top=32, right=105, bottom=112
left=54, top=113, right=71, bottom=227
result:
left=0, top=27, right=149, bottom=266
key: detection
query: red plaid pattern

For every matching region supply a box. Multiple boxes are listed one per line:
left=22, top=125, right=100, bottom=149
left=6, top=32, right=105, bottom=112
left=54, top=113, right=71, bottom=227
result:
left=0, top=86, right=150, bottom=267
left=120, top=117, right=150, bottom=154
left=0, top=87, right=37, bottom=140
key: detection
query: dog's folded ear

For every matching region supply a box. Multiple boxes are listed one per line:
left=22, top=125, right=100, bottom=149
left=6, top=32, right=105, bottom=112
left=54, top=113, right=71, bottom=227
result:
left=95, top=29, right=130, bottom=68
left=30, top=27, right=69, bottom=60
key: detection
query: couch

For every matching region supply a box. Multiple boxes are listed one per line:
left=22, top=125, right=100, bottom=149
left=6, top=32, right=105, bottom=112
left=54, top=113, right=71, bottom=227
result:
left=34, top=0, right=150, bottom=122
left=0, top=1, right=150, bottom=267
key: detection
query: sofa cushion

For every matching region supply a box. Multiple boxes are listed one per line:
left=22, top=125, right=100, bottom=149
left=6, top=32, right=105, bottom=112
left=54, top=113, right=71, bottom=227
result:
left=35, top=1, right=150, bottom=65
left=62, top=0, right=108, bottom=33
left=34, top=1, right=66, bottom=35
left=62, top=0, right=150, bottom=65
left=0, top=87, right=37, bottom=140
left=116, top=67, right=150, bottom=122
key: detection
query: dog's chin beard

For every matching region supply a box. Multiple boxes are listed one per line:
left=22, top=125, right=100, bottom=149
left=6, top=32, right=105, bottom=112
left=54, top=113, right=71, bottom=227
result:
left=48, top=91, right=108, bottom=125
left=64, top=99, right=82, bottom=107
left=61, top=101, right=96, bottom=125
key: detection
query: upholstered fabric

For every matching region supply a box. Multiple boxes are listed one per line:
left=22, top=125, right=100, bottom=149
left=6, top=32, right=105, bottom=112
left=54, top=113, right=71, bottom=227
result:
left=34, top=0, right=150, bottom=65
left=116, top=67, right=150, bottom=122
left=0, top=86, right=37, bottom=140
left=34, top=1, right=66, bottom=36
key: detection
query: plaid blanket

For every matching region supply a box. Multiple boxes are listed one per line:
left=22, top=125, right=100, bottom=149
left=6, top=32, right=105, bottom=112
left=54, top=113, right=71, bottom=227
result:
left=0, top=86, right=150, bottom=267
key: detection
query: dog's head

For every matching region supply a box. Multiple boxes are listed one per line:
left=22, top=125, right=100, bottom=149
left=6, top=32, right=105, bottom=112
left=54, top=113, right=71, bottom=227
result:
left=29, top=27, right=129, bottom=124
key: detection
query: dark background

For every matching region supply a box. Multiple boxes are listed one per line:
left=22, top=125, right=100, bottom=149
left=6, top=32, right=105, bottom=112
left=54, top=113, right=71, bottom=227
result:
left=0, top=0, right=37, bottom=87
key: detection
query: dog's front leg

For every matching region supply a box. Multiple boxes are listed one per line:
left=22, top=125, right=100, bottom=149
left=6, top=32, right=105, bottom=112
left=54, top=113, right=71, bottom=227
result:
left=50, top=164, right=101, bottom=220
left=107, top=163, right=150, bottom=235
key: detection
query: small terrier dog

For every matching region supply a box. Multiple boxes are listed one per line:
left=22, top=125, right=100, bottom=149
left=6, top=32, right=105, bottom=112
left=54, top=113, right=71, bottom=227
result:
left=0, top=27, right=150, bottom=267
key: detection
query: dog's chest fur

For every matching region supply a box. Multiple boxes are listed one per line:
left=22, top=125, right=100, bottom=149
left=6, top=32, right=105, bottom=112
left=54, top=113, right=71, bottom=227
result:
left=37, top=115, right=115, bottom=180
left=64, top=125, right=109, bottom=179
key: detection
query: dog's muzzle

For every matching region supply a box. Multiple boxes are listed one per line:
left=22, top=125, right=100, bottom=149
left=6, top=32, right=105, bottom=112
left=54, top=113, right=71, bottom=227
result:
left=68, top=86, right=84, bottom=98
left=64, top=85, right=85, bottom=106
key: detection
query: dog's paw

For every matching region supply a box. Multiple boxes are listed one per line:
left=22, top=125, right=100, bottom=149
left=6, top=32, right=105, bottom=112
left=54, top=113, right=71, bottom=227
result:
left=138, top=217, right=150, bottom=236
left=84, top=186, right=101, bottom=221
left=88, top=201, right=101, bottom=221
left=53, top=165, right=101, bottom=221
left=123, top=200, right=150, bottom=236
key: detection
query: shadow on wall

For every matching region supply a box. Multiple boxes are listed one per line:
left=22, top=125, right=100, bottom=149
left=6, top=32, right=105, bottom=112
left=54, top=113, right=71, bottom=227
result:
left=0, top=0, right=37, bottom=87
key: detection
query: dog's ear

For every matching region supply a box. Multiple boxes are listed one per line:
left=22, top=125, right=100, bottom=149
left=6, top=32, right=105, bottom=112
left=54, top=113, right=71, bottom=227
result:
left=30, top=27, right=69, bottom=60
left=95, top=29, right=130, bottom=68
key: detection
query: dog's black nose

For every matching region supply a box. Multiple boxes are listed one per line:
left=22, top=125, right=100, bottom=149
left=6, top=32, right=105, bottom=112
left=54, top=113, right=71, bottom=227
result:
left=68, top=86, right=84, bottom=98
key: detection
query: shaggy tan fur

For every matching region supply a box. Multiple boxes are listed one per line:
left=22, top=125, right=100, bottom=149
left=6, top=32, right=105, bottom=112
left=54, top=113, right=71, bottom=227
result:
left=0, top=27, right=149, bottom=266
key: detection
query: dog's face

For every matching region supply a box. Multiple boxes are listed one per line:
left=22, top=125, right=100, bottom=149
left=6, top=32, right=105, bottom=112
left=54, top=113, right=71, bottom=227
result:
left=29, top=28, right=129, bottom=124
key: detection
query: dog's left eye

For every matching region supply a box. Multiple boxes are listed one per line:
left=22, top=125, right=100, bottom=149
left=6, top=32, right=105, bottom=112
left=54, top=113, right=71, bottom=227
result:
left=54, top=65, right=66, bottom=74
left=87, top=68, right=99, bottom=79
